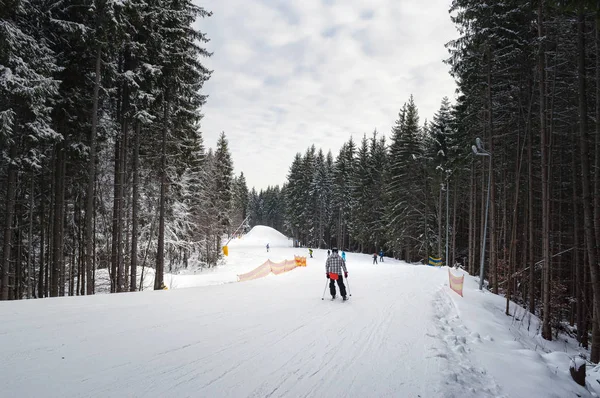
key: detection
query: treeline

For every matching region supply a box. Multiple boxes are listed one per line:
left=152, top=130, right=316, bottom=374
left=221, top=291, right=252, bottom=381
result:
left=282, top=95, right=461, bottom=260
left=0, top=0, right=246, bottom=299
left=261, top=0, right=600, bottom=359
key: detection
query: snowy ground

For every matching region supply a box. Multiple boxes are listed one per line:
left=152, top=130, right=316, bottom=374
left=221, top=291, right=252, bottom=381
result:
left=0, top=226, right=594, bottom=397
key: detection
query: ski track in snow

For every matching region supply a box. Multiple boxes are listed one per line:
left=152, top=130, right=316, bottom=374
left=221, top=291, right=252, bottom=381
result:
left=0, top=255, right=449, bottom=397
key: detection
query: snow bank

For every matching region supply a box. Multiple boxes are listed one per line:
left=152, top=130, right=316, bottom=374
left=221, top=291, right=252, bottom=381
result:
left=441, top=268, right=591, bottom=397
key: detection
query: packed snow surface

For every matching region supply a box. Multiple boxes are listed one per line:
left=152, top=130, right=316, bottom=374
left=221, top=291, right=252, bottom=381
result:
left=0, top=226, right=594, bottom=397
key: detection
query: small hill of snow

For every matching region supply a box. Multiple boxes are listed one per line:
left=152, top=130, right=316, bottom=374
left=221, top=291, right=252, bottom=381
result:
left=230, top=225, right=291, bottom=248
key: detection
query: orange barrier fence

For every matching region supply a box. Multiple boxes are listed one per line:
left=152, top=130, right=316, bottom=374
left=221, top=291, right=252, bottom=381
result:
left=238, top=257, right=306, bottom=282
left=448, top=270, right=464, bottom=297
left=294, top=256, right=307, bottom=267
left=238, top=262, right=272, bottom=282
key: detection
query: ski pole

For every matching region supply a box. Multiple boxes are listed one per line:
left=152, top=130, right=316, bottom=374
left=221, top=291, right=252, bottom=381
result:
left=321, top=279, right=329, bottom=300
left=346, top=276, right=352, bottom=296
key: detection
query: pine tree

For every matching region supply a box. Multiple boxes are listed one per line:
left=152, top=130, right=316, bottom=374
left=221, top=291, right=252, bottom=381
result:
left=230, top=172, right=249, bottom=232
left=350, top=135, right=371, bottom=252
left=301, top=146, right=316, bottom=246
left=386, top=96, right=426, bottom=261
left=154, top=0, right=211, bottom=289
left=213, top=131, right=233, bottom=253
left=332, top=139, right=355, bottom=250
left=368, top=132, right=387, bottom=253
left=286, top=153, right=304, bottom=245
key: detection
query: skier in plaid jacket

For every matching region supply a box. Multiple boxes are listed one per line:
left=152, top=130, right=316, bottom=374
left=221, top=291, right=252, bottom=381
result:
left=325, top=248, right=348, bottom=300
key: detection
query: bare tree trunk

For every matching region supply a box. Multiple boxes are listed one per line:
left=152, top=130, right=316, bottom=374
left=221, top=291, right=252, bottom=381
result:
left=539, top=2, right=552, bottom=340
left=78, top=194, right=84, bottom=296
left=69, top=229, right=75, bottom=296
left=502, top=164, right=508, bottom=285
left=92, top=198, right=97, bottom=294
left=155, top=98, right=169, bottom=290
left=487, top=50, right=498, bottom=295
left=507, top=125, right=524, bottom=316
left=130, top=121, right=140, bottom=292
left=117, top=117, right=128, bottom=293
left=1, top=143, right=17, bottom=300
left=582, top=244, right=590, bottom=349
left=51, top=144, right=65, bottom=298
left=38, top=171, right=45, bottom=298
left=574, top=146, right=585, bottom=344
left=469, top=162, right=475, bottom=275
left=84, top=48, right=102, bottom=296
left=46, top=172, right=51, bottom=298
left=595, top=17, right=600, bottom=278
left=438, top=181, right=443, bottom=257
left=528, top=101, right=535, bottom=314
left=27, top=172, right=34, bottom=298
left=451, top=178, right=458, bottom=268
left=110, top=136, right=120, bottom=293
left=45, top=167, right=52, bottom=298
left=14, top=215, right=21, bottom=300
left=58, top=152, right=66, bottom=297
left=480, top=160, right=486, bottom=278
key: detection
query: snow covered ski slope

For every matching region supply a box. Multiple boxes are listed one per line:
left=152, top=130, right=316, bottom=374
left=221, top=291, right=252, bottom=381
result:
left=0, top=226, right=593, bottom=397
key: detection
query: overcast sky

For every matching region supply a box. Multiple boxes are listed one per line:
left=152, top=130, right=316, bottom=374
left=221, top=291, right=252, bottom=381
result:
left=198, top=0, right=457, bottom=191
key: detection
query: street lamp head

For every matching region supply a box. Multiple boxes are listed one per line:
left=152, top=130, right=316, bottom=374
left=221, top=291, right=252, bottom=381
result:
left=476, top=137, right=483, bottom=150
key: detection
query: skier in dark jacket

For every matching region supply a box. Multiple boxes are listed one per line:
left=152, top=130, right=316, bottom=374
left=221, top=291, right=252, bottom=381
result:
left=325, top=248, right=348, bottom=300
left=373, top=253, right=378, bottom=264
left=379, top=250, right=384, bottom=262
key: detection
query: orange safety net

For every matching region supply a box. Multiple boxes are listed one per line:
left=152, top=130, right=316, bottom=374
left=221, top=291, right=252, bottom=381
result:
left=448, top=270, right=464, bottom=297
left=238, top=262, right=272, bottom=282
left=238, top=259, right=300, bottom=282
left=284, top=259, right=297, bottom=272
left=294, top=256, right=307, bottom=267
left=269, top=260, right=287, bottom=275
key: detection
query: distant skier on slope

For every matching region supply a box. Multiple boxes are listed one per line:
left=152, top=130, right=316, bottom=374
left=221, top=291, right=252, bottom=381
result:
left=309, top=248, right=313, bottom=258
left=373, top=253, right=378, bottom=264
left=379, top=250, right=384, bottom=262
left=327, top=249, right=330, bottom=257
left=341, top=250, right=346, bottom=261
left=266, top=243, right=269, bottom=252
left=326, top=247, right=348, bottom=300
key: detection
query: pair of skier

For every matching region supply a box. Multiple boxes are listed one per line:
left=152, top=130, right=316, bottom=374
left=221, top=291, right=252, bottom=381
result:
left=325, top=248, right=348, bottom=300
left=373, top=250, right=384, bottom=264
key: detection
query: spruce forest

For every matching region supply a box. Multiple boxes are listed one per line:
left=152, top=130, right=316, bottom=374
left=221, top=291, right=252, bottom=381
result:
left=249, top=1, right=600, bottom=355
left=0, top=0, right=249, bottom=298
left=3, top=0, right=600, bottom=359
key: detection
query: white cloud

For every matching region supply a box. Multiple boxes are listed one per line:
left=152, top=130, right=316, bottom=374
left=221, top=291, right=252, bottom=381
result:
left=198, top=0, right=457, bottom=190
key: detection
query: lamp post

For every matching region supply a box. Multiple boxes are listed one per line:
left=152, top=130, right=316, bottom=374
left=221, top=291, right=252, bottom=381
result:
left=445, top=176, right=449, bottom=267
left=472, top=138, right=492, bottom=290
